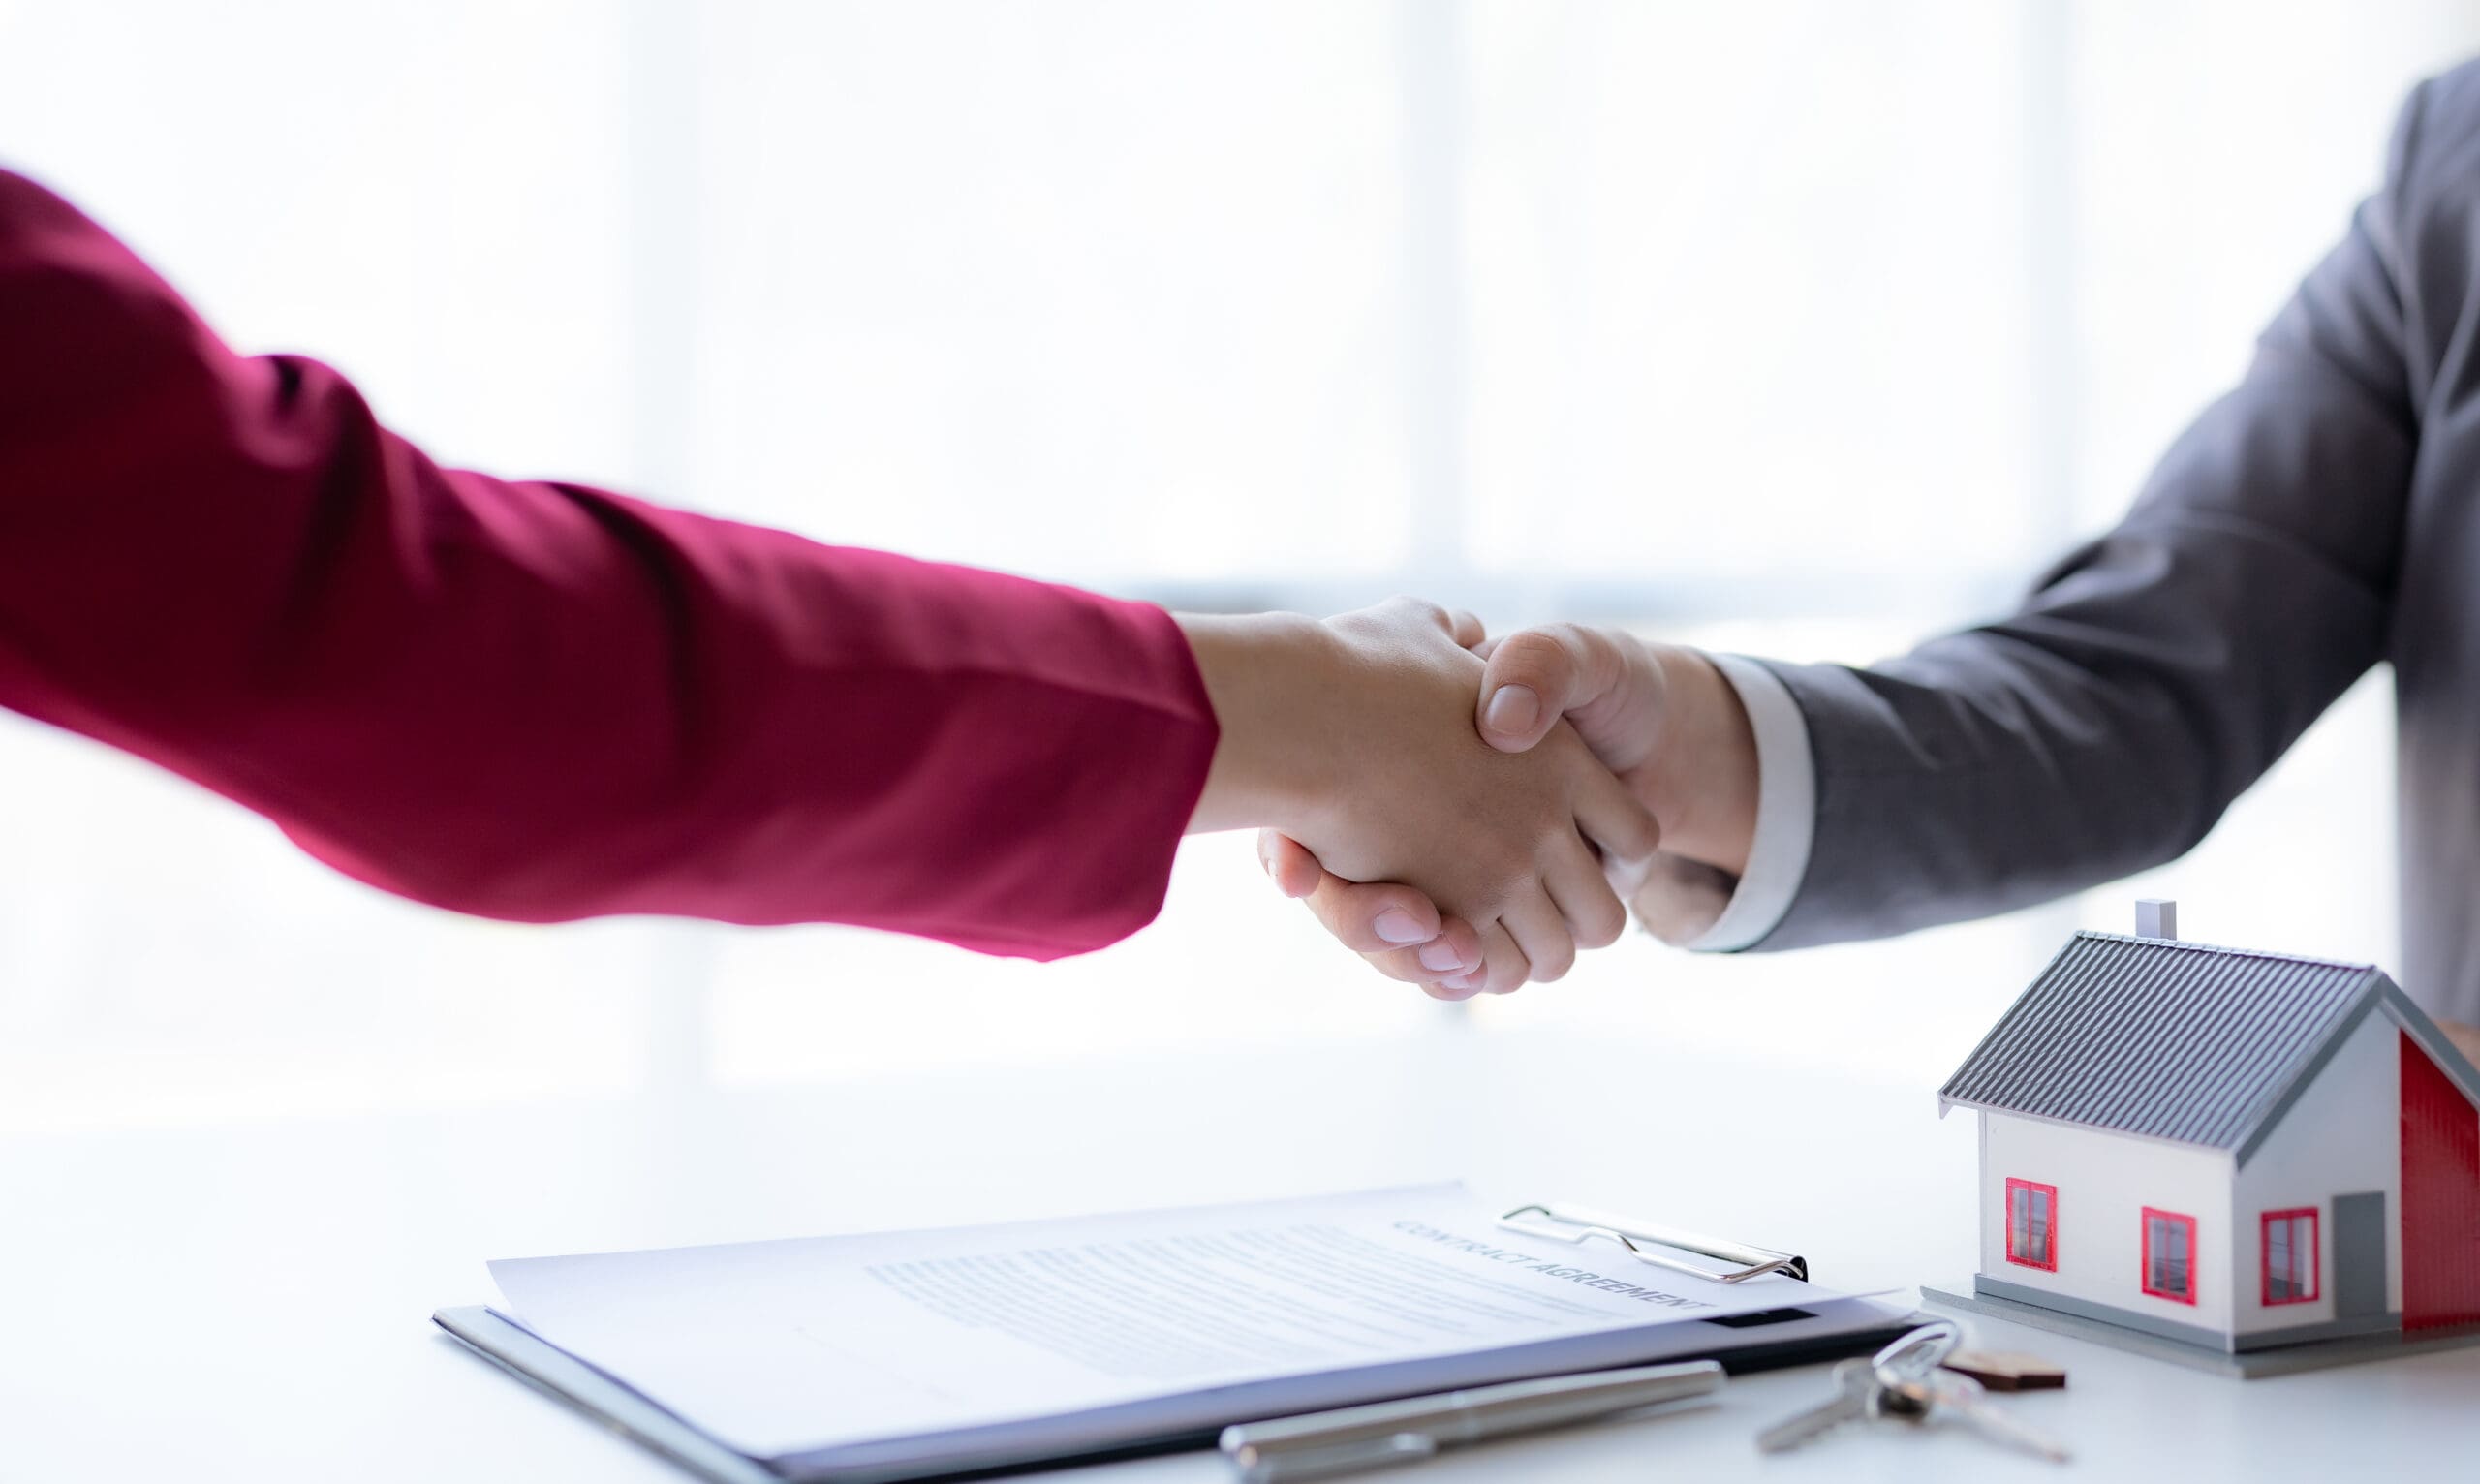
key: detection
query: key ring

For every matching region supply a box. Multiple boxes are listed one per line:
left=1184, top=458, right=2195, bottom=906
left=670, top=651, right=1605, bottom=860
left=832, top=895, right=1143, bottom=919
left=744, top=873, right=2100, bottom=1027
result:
left=1869, top=1319, right=1963, bottom=1387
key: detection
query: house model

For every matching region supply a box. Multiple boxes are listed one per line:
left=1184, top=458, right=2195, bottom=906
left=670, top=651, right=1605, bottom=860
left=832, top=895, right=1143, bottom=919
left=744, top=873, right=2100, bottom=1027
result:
left=1927, top=900, right=2480, bottom=1376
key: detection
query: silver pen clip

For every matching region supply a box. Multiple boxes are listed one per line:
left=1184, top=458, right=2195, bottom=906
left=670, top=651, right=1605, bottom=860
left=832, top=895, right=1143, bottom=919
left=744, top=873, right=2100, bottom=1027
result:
left=1497, top=1202, right=1808, bottom=1283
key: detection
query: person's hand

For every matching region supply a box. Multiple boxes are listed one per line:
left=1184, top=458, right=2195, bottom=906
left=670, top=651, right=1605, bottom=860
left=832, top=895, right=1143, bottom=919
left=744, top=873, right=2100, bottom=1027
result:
left=1180, top=600, right=1661, bottom=998
left=1262, top=623, right=1762, bottom=993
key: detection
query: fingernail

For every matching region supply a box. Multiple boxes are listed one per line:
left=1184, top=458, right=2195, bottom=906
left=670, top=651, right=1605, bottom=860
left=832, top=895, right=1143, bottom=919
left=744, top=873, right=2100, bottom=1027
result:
left=1439, top=971, right=1483, bottom=991
left=1420, top=942, right=1468, bottom=973
left=1483, top=684, right=1540, bottom=736
left=1375, top=908, right=1428, bottom=944
left=1256, top=836, right=1274, bottom=876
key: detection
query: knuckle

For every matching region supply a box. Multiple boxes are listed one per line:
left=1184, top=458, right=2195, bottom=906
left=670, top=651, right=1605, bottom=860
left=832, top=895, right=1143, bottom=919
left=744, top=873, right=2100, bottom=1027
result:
left=1495, top=629, right=1571, bottom=681
left=1539, top=622, right=1621, bottom=693
left=1546, top=621, right=1612, bottom=665
left=1498, top=626, right=1560, bottom=660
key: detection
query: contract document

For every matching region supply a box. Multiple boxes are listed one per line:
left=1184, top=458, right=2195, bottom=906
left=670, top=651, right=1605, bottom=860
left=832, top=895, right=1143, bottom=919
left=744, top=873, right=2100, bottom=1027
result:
left=448, top=1183, right=1912, bottom=1483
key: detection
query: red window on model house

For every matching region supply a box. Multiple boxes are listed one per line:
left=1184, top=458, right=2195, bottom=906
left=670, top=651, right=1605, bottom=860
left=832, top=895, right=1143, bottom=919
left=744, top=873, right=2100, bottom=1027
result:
left=2005, top=1178, right=2057, bottom=1270
left=2263, top=1208, right=2319, bottom=1305
left=2142, top=1208, right=2198, bottom=1304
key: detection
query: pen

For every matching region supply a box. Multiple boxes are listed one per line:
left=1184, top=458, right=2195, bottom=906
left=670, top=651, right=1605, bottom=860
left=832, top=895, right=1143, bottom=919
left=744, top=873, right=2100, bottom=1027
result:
left=1217, top=1359, right=1725, bottom=1483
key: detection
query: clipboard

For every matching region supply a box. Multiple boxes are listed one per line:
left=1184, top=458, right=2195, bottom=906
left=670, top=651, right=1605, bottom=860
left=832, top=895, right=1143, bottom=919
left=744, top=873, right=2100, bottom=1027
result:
left=434, top=1301, right=1920, bottom=1484
left=435, top=1190, right=1923, bottom=1484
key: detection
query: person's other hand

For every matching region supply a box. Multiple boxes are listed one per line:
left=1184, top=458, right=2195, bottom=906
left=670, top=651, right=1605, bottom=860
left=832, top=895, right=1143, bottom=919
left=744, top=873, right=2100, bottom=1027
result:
left=1181, top=600, right=1660, bottom=998
left=1263, top=623, right=1762, bottom=993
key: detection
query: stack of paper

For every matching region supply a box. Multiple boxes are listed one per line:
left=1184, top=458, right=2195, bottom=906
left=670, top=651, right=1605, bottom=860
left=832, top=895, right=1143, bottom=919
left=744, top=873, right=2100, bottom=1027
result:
left=442, top=1183, right=1909, bottom=1483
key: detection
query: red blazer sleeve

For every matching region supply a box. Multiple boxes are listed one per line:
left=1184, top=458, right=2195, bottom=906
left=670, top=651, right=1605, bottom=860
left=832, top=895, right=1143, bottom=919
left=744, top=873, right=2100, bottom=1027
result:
left=0, top=170, right=1219, bottom=959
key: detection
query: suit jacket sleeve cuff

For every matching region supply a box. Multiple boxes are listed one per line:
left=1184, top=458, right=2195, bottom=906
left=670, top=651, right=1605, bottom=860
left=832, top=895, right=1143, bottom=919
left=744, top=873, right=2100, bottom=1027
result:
left=1678, top=653, right=1816, bottom=951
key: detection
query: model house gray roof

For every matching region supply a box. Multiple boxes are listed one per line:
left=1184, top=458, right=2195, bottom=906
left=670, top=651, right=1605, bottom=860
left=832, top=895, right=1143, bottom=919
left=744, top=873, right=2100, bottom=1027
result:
left=1938, top=930, right=2480, bottom=1163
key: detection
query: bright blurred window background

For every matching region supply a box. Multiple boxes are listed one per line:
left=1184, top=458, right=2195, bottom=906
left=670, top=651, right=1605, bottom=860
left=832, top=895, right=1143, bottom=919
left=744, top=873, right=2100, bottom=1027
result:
left=0, top=0, right=2463, bottom=1130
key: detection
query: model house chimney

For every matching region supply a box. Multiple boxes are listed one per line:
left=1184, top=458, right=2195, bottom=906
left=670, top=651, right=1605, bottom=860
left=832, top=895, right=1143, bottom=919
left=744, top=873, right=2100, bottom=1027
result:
left=2135, top=898, right=2178, bottom=941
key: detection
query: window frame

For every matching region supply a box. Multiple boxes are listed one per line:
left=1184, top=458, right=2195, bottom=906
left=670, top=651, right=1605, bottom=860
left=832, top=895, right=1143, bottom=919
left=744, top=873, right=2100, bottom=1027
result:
left=2003, top=1177, right=2059, bottom=1272
left=2141, top=1206, right=2200, bottom=1305
left=2261, top=1207, right=2320, bottom=1307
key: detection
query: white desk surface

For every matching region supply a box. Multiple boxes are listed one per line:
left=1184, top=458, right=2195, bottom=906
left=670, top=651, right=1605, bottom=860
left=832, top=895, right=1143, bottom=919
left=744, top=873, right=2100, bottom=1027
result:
left=7, top=1023, right=2469, bottom=1482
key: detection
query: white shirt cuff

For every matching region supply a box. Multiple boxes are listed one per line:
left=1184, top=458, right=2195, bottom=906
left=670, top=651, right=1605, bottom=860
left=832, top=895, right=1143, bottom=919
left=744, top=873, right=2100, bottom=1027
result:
left=1680, top=654, right=1815, bottom=951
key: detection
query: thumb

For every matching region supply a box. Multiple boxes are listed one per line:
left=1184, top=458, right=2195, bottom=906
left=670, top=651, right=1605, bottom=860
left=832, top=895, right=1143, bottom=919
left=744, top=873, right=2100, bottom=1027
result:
left=1474, top=624, right=1627, bottom=753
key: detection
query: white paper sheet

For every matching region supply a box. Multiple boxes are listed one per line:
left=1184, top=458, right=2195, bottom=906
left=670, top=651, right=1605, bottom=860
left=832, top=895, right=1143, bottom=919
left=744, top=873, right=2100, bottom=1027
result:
left=489, top=1183, right=1825, bottom=1462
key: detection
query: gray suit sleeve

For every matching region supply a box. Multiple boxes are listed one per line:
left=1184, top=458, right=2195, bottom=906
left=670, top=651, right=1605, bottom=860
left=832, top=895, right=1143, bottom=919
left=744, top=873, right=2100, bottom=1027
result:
left=1751, top=79, right=2434, bottom=951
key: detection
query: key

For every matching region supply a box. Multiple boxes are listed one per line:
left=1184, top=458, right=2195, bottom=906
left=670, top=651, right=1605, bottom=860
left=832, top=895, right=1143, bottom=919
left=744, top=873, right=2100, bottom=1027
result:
left=1752, top=1358, right=1876, bottom=1453
left=1754, top=1319, right=1966, bottom=1454
left=1884, top=1371, right=2072, bottom=1463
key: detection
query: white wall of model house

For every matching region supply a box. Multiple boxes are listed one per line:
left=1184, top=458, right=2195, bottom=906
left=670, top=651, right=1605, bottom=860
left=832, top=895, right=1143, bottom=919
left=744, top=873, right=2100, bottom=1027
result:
left=1978, top=1111, right=2233, bottom=1335
left=1977, top=1006, right=2412, bottom=1345
left=2230, top=1007, right=2403, bottom=1337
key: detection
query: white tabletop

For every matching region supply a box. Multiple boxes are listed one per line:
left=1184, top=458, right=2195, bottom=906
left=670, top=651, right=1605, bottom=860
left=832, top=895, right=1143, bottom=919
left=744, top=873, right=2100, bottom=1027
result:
left=7, top=1021, right=2468, bottom=1482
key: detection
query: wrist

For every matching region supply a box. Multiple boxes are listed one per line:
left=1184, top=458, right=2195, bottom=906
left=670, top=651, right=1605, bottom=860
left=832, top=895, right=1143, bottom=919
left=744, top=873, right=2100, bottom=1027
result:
left=1638, top=644, right=1759, bottom=876
left=1174, top=611, right=1335, bottom=834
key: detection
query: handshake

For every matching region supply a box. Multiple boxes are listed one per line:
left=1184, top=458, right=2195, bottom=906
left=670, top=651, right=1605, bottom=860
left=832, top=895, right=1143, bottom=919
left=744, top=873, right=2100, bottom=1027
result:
left=1179, top=597, right=1765, bottom=997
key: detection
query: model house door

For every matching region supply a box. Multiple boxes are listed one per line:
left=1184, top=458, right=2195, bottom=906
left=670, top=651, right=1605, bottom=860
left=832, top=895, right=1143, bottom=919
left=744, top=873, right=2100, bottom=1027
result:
left=2332, top=1191, right=2387, bottom=1321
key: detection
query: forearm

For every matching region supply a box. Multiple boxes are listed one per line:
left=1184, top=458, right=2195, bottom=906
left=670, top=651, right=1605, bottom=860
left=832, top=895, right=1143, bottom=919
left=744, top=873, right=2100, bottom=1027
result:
left=1754, top=513, right=2392, bottom=950
left=0, top=170, right=1220, bottom=957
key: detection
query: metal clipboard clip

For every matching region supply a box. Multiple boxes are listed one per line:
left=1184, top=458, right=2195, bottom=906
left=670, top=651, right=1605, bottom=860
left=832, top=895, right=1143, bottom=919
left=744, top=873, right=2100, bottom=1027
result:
left=1497, top=1201, right=1809, bottom=1284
